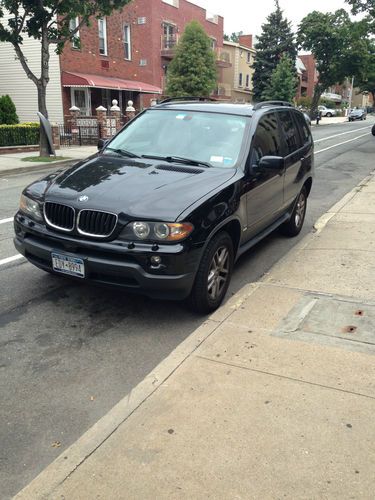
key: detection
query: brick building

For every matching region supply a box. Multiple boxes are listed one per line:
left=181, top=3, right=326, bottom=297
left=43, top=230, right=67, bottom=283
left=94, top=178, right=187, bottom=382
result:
left=296, top=54, right=318, bottom=99
left=0, top=0, right=223, bottom=123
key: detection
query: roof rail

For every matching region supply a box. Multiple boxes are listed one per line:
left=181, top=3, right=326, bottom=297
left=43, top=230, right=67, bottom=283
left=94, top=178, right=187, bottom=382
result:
left=253, top=101, right=293, bottom=110
left=159, top=96, right=217, bottom=104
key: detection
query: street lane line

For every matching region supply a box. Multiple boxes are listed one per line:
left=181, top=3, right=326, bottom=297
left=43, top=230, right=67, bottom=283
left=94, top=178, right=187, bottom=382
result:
left=316, top=132, right=370, bottom=155
left=314, top=125, right=370, bottom=143
left=0, top=254, right=24, bottom=266
left=0, top=217, right=14, bottom=224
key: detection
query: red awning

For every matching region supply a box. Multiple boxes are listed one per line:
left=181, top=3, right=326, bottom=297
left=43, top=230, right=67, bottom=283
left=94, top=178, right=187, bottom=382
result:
left=61, top=71, right=162, bottom=94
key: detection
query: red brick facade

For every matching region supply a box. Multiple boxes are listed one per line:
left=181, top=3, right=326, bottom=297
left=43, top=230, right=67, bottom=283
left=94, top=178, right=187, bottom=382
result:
left=297, top=54, right=318, bottom=99
left=60, top=0, right=224, bottom=117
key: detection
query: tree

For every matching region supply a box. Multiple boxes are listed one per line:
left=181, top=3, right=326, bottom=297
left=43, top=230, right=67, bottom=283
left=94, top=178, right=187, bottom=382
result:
left=0, top=94, right=19, bottom=124
left=223, top=31, right=243, bottom=43
left=252, top=0, right=297, bottom=102
left=298, top=10, right=370, bottom=117
left=354, top=41, right=375, bottom=104
left=261, top=54, right=297, bottom=102
left=0, top=0, right=131, bottom=154
left=166, top=21, right=217, bottom=97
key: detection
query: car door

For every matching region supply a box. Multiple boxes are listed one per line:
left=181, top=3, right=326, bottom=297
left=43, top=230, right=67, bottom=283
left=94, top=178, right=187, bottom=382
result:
left=244, top=112, right=284, bottom=238
left=277, top=110, right=306, bottom=209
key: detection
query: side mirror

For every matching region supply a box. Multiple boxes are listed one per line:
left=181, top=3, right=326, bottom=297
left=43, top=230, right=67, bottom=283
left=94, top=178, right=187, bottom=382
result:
left=97, top=138, right=109, bottom=151
left=258, top=156, right=284, bottom=171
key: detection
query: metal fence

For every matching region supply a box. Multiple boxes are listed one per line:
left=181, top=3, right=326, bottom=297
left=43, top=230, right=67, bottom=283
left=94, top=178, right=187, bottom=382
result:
left=58, top=123, right=102, bottom=147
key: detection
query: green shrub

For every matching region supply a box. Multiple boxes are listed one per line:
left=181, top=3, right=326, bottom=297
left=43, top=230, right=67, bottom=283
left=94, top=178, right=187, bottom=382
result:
left=0, top=95, right=19, bottom=125
left=0, top=123, right=40, bottom=147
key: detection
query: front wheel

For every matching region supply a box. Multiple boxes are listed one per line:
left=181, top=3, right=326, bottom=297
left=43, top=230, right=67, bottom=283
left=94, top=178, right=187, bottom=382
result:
left=326, top=112, right=332, bottom=117
left=280, top=187, right=307, bottom=237
left=189, top=231, right=234, bottom=314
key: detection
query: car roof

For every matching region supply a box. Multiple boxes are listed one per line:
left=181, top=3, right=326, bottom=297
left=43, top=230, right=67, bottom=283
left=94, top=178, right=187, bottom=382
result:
left=153, top=101, right=255, bottom=116
left=153, top=100, right=302, bottom=117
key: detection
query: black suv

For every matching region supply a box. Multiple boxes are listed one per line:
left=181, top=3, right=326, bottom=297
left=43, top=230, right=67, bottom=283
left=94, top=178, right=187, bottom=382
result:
left=14, top=100, right=313, bottom=313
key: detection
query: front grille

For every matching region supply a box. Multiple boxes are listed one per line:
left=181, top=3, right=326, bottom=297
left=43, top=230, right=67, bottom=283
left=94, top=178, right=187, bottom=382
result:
left=77, top=210, right=117, bottom=237
left=44, top=202, right=75, bottom=231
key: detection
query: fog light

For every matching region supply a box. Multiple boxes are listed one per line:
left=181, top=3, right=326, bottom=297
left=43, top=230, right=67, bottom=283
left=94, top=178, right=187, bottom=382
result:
left=150, top=255, right=161, bottom=266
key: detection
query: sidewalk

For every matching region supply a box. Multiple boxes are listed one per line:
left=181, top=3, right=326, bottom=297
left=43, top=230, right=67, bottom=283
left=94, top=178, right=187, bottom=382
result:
left=16, top=173, right=375, bottom=499
left=311, top=116, right=347, bottom=126
left=0, top=146, right=96, bottom=177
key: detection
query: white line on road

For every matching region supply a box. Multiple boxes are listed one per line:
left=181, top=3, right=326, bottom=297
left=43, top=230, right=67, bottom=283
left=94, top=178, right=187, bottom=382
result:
left=314, top=125, right=370, bottom=143
left=315, top=132, right=370, bottom=156
left=0, top=254, right=24, bottom=266
left=0, top=217, right=14, bottom=224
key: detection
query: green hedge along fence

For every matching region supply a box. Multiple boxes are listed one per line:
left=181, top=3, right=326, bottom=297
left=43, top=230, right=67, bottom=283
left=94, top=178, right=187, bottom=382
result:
left=0, top=123, right=39, bottom=147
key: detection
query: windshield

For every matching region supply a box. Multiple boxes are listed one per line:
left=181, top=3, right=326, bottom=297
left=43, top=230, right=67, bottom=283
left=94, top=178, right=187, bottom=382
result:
left=105, top=109, right=249, bottom=168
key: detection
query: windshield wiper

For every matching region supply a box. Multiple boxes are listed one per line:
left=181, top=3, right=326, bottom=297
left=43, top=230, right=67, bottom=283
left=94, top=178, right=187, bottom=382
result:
left=142, top=154, right=212, bottom=168
left=105, top=147, right=140, bottom=158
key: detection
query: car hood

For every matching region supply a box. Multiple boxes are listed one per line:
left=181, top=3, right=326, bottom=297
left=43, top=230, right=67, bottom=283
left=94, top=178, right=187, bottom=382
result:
left=30, top=154, right=237, bottom=221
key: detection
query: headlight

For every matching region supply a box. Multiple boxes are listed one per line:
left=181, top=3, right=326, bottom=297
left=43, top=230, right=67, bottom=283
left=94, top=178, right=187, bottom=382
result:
left=121, top=221, right=194, bottom=242
left=19, top=194, right=43, bottom=222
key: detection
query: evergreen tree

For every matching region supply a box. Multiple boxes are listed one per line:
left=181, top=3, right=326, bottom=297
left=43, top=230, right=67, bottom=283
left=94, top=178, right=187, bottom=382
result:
left=261, top=54, right=297, bottom=102
left=0, top=95, right=19, bottom=124
left=252, top=0, right=297, bottom=102
left=166, top=21, right=217, bottom=97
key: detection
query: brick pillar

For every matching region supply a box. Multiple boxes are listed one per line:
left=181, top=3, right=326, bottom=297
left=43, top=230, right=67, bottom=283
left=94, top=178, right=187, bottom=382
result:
left=96, top=106, right=107, bottom=138
left=125, top=100, right=136, bottom=123
left=68, top=106, right=80, bottom=127
left=110, top=100, right=122, bottom=132
left=51, top=124, right=60, bottom=150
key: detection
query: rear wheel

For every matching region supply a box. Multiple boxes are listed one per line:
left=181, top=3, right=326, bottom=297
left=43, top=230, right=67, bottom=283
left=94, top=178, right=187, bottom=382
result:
left=326, top=112, right=333, bottom=117
left=280, top=187, right=307, bottom=237
left=189, top=231, right=233, bottom=314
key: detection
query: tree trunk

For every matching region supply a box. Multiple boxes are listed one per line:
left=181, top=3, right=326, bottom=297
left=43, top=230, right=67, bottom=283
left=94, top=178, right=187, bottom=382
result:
left=310, top=84, right=324, bottom=119
left=38, top=23, right=51, bottom=157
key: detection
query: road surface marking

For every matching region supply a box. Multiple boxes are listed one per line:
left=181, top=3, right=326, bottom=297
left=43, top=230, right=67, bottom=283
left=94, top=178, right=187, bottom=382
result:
left=314, top=125, right=370, bottom=143
left=0, top=217, right=14, bottom=225
left=0, top=254, right=24, bottom=266
left=316, top=132, right=370, bottom=155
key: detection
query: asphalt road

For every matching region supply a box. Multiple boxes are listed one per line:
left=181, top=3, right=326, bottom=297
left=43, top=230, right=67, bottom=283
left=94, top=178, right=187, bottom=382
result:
left=1, top=117, right=375, bottom=498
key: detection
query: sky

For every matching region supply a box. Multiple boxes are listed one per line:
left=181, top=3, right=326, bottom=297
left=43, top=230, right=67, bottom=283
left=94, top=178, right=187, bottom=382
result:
left=194, top=0, right=351, bottom=36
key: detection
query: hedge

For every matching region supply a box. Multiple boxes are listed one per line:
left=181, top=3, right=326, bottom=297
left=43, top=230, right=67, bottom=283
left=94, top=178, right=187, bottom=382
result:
left=0, top=123, right=39, bottom=147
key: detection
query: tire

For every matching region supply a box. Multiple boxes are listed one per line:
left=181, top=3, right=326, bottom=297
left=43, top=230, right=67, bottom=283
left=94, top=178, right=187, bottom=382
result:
left=372, top=124, right=375, bottom=136
left=326, top=112, right=333, bottom=117
left=280, top=187, right=307, bottom=237
left=189, top=231, right=234, bottom=314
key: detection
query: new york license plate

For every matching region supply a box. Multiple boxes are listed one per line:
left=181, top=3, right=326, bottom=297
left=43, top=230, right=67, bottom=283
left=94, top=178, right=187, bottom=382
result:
left=51, top=252, right=85, bottom=278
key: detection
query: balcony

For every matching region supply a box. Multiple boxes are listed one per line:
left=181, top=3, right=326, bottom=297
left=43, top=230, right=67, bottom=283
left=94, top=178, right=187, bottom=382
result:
left=216, top=49, right=232, bottom=68
left=161, top=34, right=179, bottom=58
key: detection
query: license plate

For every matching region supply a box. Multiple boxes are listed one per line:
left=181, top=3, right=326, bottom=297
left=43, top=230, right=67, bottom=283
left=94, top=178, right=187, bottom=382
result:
left=51, top=252, right=85, bottom=278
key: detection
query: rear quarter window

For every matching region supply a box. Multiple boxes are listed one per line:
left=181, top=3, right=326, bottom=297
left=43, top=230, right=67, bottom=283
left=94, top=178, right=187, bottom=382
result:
left=292, top=111, right=312, bottom=146
left=278, top=110, right=302, bottom=154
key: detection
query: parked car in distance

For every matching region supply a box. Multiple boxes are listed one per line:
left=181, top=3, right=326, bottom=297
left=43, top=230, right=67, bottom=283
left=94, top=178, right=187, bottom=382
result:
left=318, top=105, right=337, bottom=117
left=348, top=108, right=367, bottom=121
left=14, top=99, right=314, bottom=313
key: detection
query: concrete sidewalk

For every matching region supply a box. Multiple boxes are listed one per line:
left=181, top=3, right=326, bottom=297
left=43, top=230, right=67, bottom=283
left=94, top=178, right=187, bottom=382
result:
left=16, top=173, right=375, bottom=499
left=0, top=146, right=96, bottom=177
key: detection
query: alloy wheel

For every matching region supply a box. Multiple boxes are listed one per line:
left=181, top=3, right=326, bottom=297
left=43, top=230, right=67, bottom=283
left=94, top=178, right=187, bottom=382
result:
left=295, top=192, right=306, bottom=228
left=207, top=246, right=229, bottom=300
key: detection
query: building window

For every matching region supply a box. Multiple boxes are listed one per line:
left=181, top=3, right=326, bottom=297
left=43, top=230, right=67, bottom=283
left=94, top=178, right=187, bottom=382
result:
left=246, top=74, right=250, bottom=88
left=137, top=17, right=146, bottom=24
left=162, top=0, right=179, bottom=6
left=69, top=17, right=80, bottom=49
left=210, top=38, right=216, bottom=50
left=239, top=73, right=243, bottom=87
left=163, top=22, right=177, bottom=49
left=71, top=88, right=91, bottom=116
left=139, top=59, right=147, bottom=66
left=124, top=24, right=131, bottom=60
left=98, top=18, right=108, bottom=56
left=247, top=52, right=251, bottom=64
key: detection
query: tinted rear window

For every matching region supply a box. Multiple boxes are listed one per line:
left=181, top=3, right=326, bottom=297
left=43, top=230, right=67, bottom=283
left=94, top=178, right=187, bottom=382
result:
left=278, top=111, right=302, bottom=154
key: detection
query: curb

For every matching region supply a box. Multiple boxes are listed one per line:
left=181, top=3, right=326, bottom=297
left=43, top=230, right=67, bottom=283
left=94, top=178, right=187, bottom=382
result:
left=15, top=283, right=259, bottom=499
left=0, top=158, right=78, bottom=178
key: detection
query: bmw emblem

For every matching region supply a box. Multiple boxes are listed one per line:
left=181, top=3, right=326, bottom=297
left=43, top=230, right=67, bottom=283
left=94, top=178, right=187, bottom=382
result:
left=78, top=195, right=89, bottom=202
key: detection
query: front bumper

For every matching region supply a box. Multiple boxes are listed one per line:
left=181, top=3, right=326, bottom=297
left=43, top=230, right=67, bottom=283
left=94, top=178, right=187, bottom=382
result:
left=14, top=214, right=200, bottom=300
